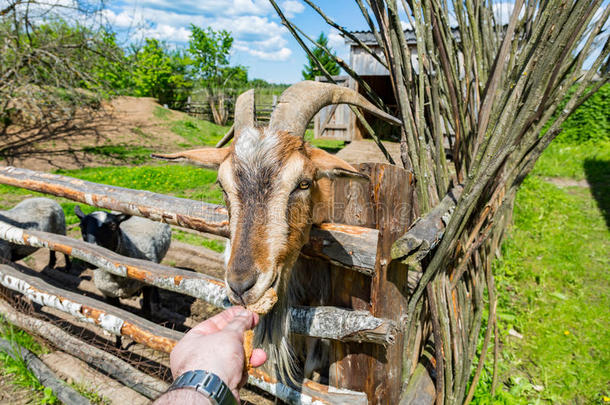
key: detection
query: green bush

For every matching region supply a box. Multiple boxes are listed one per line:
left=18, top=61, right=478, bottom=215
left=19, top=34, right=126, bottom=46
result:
left=555, top=83, right=609, bottom=144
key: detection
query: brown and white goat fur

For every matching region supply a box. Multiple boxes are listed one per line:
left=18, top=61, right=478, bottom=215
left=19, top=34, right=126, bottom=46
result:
left=154, top=81, right=400, bottom=383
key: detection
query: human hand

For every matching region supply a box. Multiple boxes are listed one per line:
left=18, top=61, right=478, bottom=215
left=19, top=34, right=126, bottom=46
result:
left=169, top=306, right=267, bottom=402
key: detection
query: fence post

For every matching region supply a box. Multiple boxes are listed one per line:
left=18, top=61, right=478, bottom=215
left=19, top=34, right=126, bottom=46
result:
left=328, top=163, right=416, bottom=404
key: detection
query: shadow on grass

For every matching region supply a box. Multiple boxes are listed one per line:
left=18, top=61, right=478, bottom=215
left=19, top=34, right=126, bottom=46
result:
left=584, top=158, right=610, bottom=229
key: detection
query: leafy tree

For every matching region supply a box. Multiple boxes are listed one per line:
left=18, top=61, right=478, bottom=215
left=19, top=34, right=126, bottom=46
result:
left=302, top=32, right=340, bottom=80
left=187, top=25, right=247, bottom=125
left=188, top=25, right=233, bottom=86
left=131, top=39, right=192, bottom=108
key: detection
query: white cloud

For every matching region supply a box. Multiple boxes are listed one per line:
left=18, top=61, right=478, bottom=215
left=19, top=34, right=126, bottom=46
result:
left=235, top=44, right=292, bottom=61
left=280, top=0, right=305, bottom=18
left=400, top=20, right=412, bottom=30
left=327, top=28, right=349, bottom=61
left=103, top=0, right=294, bottom=64
left=141, top=24, right=192, bottom=43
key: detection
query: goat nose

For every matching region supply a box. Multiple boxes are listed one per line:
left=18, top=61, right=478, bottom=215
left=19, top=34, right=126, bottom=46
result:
left=229, top=276, right=257, bottom=298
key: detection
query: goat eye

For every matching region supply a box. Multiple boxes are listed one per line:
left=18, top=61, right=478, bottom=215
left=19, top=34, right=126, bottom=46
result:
left=297, top=180, right=311, bottom=190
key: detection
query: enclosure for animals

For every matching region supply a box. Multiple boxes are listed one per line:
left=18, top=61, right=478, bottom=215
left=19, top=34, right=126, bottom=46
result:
left=0, top=161, right=447, bottom=404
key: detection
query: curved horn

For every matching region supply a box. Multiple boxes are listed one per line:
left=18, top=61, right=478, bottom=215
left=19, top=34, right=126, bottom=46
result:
left=268, top=81, right=401, bottom=137
left=233, top=89, right=256, bottom=135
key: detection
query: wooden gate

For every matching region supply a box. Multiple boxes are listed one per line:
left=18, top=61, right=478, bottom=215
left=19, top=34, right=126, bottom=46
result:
left=314, top=76, right=356, bottom=141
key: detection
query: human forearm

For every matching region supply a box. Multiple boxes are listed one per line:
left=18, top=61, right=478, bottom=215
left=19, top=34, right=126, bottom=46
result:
left=153, top=389, right=212, bottom=405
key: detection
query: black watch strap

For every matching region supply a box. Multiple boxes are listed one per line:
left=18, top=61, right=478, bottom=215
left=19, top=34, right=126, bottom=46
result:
left=167, top=370, right=238, bottom=405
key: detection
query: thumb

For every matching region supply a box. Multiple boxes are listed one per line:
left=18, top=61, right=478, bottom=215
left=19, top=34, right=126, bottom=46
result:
left=223, top=311, right=255, bottom=335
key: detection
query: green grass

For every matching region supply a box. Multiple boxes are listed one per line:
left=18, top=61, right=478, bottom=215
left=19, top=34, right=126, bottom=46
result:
left=304, top=129, right=345, bottom=153
left=82, top=145, right=153, bottom=164
left=70, top=382, right=111, bottom=404
left=0, top=319, right=57, bottom=404
left=531, top=141, right=610, bottom=180
left=172, top=230, right=226, bottom=253
left=153, top=106, right=172, bottom=121
left=170, top=119, right=229, bottom=146
left=155, top=105, right=230, bottom=147
left=472, top=141, right=610, bottom=404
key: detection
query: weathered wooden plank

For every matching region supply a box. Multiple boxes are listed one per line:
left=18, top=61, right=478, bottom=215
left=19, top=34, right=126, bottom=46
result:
left=290, top=306, right=396, bottom=345
left=0, top=263, right=181, bottom=352
left=305, top=223, right=379, bottom=275
left=0, top=166, right=379, bottom=272
left=0, top=299, right=168, bottom=399
left=0, top=263, right=367, bottom=405
left=391, top=185, right=463, bottom=264
left=367, top=163, right=416, bottom=405
left=0, top=220, right=394, bottom=344
left=329, top=164, right=377, bottom=393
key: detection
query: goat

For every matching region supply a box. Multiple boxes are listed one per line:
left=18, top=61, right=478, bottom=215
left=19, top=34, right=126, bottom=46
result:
left=0, top=198, right=69, bottom=269
left=74, top=206, right=172, bottom=313
left=153, top=81, right=400, bottom=383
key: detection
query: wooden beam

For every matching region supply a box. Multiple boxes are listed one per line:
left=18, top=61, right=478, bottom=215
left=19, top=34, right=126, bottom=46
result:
left=0, top=221, right=395, bottom=345
left=0, top=263, right=368, bottom=405
left=0, top=298, right=168, bottom=400
left=0, top=263, right=181, bottom=353
left=0, top=166, right=379, bottom=273
left=391, top=186, right=463, bottom=264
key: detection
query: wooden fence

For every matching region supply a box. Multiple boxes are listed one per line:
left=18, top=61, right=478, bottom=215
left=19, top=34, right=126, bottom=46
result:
left=0, top=163, right=438, bottom=404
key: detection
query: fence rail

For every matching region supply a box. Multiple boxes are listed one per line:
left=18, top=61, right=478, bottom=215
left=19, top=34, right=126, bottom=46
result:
left=0, top=166, right=379, bottom=274
left=0, top=263, right=368, bottom=405
left=0, top=220, right=396, bottom=345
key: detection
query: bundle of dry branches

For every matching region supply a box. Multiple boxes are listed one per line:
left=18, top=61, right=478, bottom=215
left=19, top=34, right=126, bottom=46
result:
left=272, top=0, right=609, bottom=403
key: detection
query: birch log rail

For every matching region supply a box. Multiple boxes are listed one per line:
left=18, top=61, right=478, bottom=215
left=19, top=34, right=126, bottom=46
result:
left=0, top=263, right=368, bottom=405
left=0, top=166, right=379, bottom=274
left=0, top=220, right=396, bottom=345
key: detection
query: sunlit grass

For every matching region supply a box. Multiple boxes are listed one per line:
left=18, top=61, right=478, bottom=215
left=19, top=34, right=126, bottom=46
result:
left=472, top=140, right=610, bottom=403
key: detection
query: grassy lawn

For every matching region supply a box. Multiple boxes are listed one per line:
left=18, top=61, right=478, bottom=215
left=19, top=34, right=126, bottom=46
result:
left=472, top=141, right=610, bottom=404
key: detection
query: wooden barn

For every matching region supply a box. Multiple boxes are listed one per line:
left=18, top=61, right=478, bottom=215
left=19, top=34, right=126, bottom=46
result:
left=314, top=30, right=419, bottom=142
left=314, top=29, right=459, bottom=143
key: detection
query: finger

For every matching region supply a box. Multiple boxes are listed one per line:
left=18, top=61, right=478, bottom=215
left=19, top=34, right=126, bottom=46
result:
left=191, top=306, right=248, bottom=334
left=250, top=348, right=267, bottom=368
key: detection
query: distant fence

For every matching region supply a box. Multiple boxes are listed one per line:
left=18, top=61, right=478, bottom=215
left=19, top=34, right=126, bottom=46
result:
left=183, top=93, right=312, bottom=129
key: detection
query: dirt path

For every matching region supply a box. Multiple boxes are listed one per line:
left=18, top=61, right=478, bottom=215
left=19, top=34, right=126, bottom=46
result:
left=2, top=97, right=190, bottom=172
left=335, top=139, right=403, bottom=165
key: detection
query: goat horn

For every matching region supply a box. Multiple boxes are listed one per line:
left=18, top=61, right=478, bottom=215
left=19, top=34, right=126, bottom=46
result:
left=233, top=89, right=256, bottom=136
left=268, top=81, right=401, bottom=138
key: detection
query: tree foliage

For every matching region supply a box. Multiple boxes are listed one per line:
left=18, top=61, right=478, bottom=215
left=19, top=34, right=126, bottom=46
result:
left=0, top=0, right=126, bottom=158
left=130, top=38, right=192, bottom=107
left=188, top=25, right=247, bottom=88
left=557, top=83, right=609, bottom=144
left=302, top=32, right=340, bottom=80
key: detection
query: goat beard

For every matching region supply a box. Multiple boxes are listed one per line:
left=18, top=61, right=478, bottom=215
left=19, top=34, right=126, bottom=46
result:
left=251, top=256, right=305, bottom=384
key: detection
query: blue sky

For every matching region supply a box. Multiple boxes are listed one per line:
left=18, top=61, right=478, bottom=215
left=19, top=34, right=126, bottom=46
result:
left=104, top=0, right=375, bottom=83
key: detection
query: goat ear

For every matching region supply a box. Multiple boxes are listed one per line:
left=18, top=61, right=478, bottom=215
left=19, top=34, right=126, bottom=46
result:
left=151, top=147, right=230, bottom=170
left=74, top=205, right=85, bottom=220
left=115, top=214, right=131, bottom=224
left=309, top=148, right=369, bottom=181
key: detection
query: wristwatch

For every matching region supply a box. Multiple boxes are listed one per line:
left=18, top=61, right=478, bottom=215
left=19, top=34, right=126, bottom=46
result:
left=167, top=370, right=238, bottom=405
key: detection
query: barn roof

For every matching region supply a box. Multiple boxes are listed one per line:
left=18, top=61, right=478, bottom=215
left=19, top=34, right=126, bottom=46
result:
left=345, top=28, right=461, bottom=46
left=345, top=30, right=418, bottom=45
